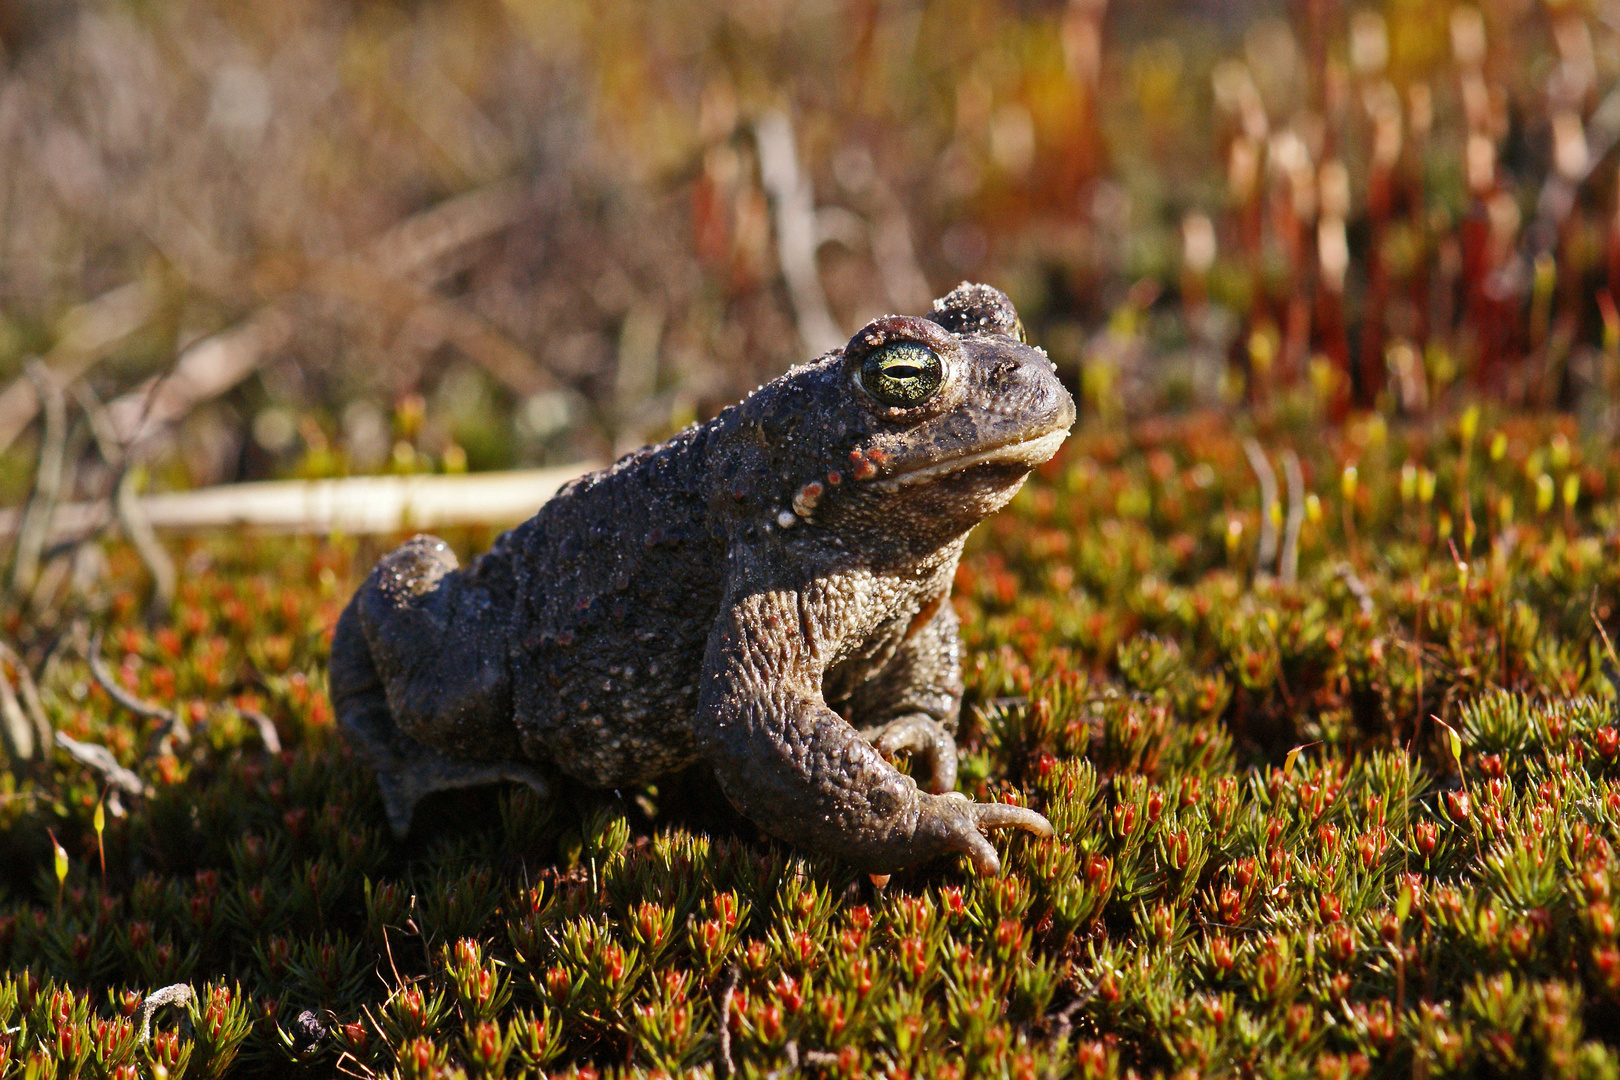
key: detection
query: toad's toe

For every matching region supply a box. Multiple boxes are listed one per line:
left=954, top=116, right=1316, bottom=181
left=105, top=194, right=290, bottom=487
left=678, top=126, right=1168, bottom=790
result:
left=914, top=792, right=1052, bottom=875
left=862, top=713, right=959, bottom=794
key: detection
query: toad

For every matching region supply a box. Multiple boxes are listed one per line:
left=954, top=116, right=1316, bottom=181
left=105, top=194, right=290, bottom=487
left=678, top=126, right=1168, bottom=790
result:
left=330, top=283, right=1074, bottom=874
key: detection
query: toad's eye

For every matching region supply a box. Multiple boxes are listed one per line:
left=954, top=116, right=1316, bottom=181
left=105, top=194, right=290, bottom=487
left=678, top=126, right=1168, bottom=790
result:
left=860, top=341, right=942, bottom=407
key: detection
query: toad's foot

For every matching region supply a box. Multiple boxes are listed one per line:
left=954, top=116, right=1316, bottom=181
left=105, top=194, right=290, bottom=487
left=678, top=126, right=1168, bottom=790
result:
left=916, top=792, right=1052, bottom=876
left=860, top=713, right=958, bottom=795
left=330, top=535, right=542, bottom=837
left=375, top=748, right=551, bottom=838
left=333, top=663, right=551, bottom=837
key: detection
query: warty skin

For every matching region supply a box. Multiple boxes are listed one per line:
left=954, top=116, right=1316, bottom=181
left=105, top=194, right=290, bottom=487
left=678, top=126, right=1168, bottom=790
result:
left=329, top=282, right=1076, bottom=874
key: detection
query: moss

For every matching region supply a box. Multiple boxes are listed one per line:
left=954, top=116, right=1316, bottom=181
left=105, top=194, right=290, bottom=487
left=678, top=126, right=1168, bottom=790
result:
left=3, top=413, right=1620, bottom=1078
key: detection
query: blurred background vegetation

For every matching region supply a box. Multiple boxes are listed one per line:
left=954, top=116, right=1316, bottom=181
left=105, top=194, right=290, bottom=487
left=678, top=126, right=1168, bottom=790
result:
left=0, top=0, right=1618, bottom=502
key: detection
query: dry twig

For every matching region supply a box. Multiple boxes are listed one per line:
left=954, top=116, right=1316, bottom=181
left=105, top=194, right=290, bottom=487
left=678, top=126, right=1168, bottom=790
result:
left=87, top=629, right=189, bottom=758
left=115, top=467, right=177, bottom=616
left=240, top=707, right=283, bottom=755
left=717, top=963, right=739, bottom=1078
left=0, top=464, right=594, bottom=542
left=1338, top=562, right=1376, bottom=615
left=102, top=181, right=537, bottom=452
left=137, top=984, right=195, bottom=1045
left=1279, top=449, right=1305, bottom=585
left=755, top=112, right=844, bottom=357
left=54, top=731, right=147, bottom=798
left=0, top=641, right=51, bottom=774
left=0, top=281, right=162, bottom=455
left=1242, top=438, right=1280, bottom=574
left=9, top=362, right=69, bottom=599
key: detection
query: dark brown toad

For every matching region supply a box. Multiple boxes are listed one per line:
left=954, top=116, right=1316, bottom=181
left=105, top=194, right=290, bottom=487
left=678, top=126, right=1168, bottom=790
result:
left=329, top=282, right=1075, bottom=874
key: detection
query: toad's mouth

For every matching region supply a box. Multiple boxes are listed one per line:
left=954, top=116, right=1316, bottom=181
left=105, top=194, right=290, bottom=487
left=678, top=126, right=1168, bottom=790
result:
left=874, top=428, right=1070, bottom=490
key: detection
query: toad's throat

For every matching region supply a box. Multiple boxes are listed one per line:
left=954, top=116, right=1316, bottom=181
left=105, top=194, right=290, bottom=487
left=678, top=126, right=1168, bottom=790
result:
left=875, top=428, right=1069, bottom=490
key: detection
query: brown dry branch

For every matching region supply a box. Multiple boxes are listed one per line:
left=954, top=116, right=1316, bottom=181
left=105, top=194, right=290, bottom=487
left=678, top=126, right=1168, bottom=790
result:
left=0, top=281, right=164, bottom=454
left=91, top=180, right=534, bottom=456
left=85, top=628, right=188, bottom=761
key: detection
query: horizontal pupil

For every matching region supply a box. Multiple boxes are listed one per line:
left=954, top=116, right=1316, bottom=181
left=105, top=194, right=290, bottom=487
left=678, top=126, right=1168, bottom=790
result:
left=882, top=364, right=924, bottom=378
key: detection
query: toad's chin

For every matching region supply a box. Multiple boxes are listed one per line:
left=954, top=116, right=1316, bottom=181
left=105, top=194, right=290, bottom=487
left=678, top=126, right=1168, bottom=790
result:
left=873, top=429, right=1069, bottom=492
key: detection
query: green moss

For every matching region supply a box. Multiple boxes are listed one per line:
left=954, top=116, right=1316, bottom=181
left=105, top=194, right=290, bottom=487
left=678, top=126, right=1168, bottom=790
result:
left=3, top=414, right=1620, bottom=1078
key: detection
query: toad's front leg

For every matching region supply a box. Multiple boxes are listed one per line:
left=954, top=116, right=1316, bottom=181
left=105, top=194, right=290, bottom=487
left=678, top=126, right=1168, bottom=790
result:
left=694, top=578, right=1050, bottom=875
left=837, top=591, right=966, bottom=795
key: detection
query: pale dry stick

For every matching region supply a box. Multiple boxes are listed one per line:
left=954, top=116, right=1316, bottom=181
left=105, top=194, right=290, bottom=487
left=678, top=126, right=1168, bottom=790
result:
left=0, top=662, right=39, bottom=764
left=0, top=281, right=162, bottom=455
left=71, top=381, right=127, bottom=471
left=23, top=406, right=92, bottom=616
left=0, top=465, right=596, bottom=543
left=0, top=640, right=52, bottom=765
left=239, top=707, right=283, bottom=755
left=1338, top=562, right=1375, bottom=615
left=137, top=984, right=195, bottom=1045
left=1527, top=83, right=1620, bottom=256
left=73, top=381, right=177, bottom=613
left=1279, top=449, right=1305, bottom=585
left=1242, top=437, right=1280, bottom=575
left=116, top=467, right=178, bottom=615
left=55, top=731, right=146, bottom=799
left=104, top=310, right=294, bottom=453
left=359, top=177, right=530, bottom=283
left=717, top=963, right=739, bottom=1078
left=868, top=188, right=934, bottom=315
left=9, top=362, right=69, bottom=598
left=755, top=111, right=845, bottom=357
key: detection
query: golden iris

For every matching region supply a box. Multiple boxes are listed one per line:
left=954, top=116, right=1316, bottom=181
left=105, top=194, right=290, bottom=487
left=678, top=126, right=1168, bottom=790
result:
left=860, top=341, right=942, bottom=407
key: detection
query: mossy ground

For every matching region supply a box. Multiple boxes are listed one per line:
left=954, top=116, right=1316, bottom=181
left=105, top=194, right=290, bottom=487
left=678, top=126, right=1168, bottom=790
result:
left=4, top=410, right=1620, bottom=1079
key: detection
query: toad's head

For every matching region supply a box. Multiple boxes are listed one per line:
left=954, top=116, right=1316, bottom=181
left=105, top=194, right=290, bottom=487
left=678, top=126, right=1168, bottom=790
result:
left=730, top=283, right=1075, bottom=567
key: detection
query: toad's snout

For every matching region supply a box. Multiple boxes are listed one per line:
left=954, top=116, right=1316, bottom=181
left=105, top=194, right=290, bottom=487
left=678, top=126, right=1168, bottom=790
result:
left=1013, top=354, right=1076, bottom=443
left=973, top=341, right=1076, bottom=448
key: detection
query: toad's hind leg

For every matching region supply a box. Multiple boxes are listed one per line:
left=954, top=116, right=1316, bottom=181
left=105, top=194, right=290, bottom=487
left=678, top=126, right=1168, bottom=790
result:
left=329, top=534, right=549, bottom=836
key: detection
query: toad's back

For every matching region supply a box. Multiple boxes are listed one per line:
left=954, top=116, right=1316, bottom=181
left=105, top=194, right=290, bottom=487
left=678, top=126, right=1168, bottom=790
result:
left=498, top=424, right=727, bottom=784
